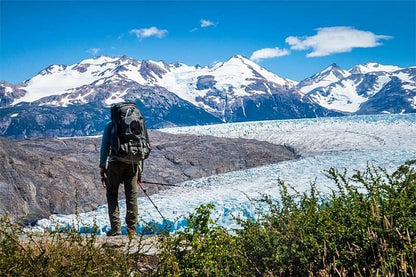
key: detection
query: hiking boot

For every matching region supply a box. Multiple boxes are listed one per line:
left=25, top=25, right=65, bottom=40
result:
left=127, top=226, right=137, bottom=238
left=106, top=228, right=122, bottom=236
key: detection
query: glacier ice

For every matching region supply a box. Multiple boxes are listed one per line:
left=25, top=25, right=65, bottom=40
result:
left=34, top=114, right=416, bottom=235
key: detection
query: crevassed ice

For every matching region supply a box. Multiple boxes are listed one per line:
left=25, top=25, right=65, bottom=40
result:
left=33, top=114, right=416, bottom=235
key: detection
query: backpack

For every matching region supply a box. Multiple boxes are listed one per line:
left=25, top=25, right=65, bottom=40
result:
left=110, top=102, right=151, bottom=163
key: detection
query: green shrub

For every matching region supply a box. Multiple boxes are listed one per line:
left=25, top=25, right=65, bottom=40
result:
left=237, top=160, right=416, bottom=276
left=157, top=204, right=244, bottom=276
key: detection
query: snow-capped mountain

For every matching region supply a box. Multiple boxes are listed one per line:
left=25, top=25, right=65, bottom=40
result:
left=0, top=81, right=26, bottom=106
left=297, top=62, right=416, bottom=113
left=297, top=63, right=351, bottom=94
left=8, top=55, right=297, bottom=109
left=0, top=55, right=338, bottom=138
left=357, top=68, right=416, bottom=114
left=349, top=62, right=402, bottom=74
left=0, top=56, right=415, bottom=138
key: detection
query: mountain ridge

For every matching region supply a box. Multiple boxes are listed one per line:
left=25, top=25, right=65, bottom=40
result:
left=300, top=62, right=415, bottom=113
left=0, top=55, right=415, bottom=138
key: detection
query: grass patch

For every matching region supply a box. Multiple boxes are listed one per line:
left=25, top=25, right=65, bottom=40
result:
left=0, top=218, right=158, bottom=276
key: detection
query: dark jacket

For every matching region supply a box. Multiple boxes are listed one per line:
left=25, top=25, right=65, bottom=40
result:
left=99, top=121, right=113, bottom=168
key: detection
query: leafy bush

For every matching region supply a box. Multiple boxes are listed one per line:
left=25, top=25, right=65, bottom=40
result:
left=157, top=204, right=244, bottom=276
left=236, top=160, right=416, bottom=276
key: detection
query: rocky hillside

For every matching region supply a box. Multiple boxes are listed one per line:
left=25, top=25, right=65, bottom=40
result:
left=0, top=130, right=297, bottom=224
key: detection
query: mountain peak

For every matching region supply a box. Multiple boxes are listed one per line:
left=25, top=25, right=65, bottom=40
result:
left=297, top=63, right=351, bottom=94
left=349, top=62, right=402, bottom=74
left=312, top=63, right=350, bottom=81
left=230, top=54, right=249, bottom=61
left=214, top=54, right=296, bottom=88
left=38, top=64, right=67, bottom=76
left=222, top=55, right=252, bottom=65
left=322, top=63, right=344, bottom=73
left=80, top=56, right=119, bottom=65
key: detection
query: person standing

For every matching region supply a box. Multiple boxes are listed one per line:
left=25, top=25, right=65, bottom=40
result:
left=99, top=102, right=151, bottom=236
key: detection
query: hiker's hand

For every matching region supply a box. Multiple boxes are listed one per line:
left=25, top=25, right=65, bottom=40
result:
left=100, top=167, right=107, bottom=189
left=100, top=167, right=106, bottom=177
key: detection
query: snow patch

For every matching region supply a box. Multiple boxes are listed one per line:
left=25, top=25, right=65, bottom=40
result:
left=105, top=90, right=129, bottom=106
left=80, top=56, right=119, bottom=65
left=241, top=98, right=246, bottom=117
left=309, top=79, right=367, bottom=113
left=395, top=72, right=414, bottom=83
left=13, top=62, right=115, bottom=105
left=410, top=96, right=416, bottom=109
left=5, top=86, right=13, bottom=93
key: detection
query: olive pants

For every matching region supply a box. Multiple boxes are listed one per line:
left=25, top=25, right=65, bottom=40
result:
left=106, top=160, right=140, bottom=231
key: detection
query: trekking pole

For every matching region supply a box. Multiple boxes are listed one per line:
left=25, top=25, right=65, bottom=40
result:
left=141, top=180, right=178, bottom=187
left=137, top=180, right=167, bottom=222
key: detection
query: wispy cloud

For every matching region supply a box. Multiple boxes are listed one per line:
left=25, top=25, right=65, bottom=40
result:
left=129, top=27, right=168, bottom=40
left=250, top=47, right=290, bottom=62
left=86, top=48, right=100, bottom=55
left=191, top=19, right=218, bottom=32
left=200, top=19, right=217, bottom=28
left=286, top=26, right=393, bottom=57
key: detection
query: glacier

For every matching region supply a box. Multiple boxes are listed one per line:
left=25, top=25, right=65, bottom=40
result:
left=33, top=114, right=416, bottom=235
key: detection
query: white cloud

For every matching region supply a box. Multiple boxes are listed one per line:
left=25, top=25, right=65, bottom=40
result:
left=201, top=19, right=217, bottom=28
left=129, top=27, right=168, bottom=40
left=86, top=48, right=100, bottom=55
left=286, top=26, right=392, bottom=57
left=250, top=47, right=290, bottom=62
left=190, top=19, right=217, bottom=32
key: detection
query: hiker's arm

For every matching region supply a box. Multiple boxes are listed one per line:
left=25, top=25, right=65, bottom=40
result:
left=99, top=122, right=112, bottom=169
left=138, top=160, right=144, bottom=182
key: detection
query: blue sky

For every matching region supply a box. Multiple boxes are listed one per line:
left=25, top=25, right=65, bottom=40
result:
left=1, top=0, right=415, bottom=84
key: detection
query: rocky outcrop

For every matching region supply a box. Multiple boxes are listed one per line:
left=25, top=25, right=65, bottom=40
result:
left=0, top=130, right=296, bottom=224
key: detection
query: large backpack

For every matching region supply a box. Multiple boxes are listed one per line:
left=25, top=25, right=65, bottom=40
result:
left=110, top=102, right=151, bottom=163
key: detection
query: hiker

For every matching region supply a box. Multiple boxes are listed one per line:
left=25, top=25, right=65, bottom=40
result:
left=99, top=102, right=151, bottom=236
